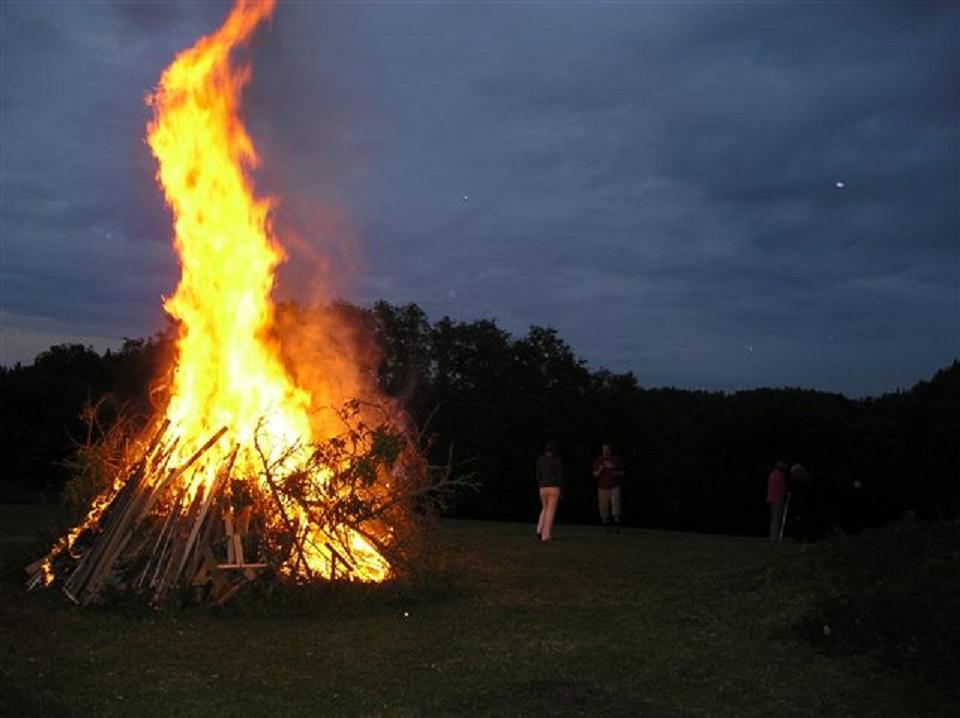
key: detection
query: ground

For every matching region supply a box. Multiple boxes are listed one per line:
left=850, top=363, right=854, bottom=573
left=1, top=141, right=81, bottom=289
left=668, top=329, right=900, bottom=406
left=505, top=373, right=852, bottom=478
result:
left=1, top=506, right=955, bottom=717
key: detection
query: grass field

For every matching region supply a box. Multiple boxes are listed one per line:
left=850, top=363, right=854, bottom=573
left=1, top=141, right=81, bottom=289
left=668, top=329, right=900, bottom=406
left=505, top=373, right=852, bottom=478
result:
left=1, top=506, right=955, bottom=717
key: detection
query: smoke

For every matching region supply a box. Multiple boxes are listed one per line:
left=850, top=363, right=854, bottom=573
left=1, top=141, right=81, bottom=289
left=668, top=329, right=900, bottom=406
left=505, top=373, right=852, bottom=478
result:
left=273, top=301, right=384, bottom=439
left=242, top=3, right=376, bottom=305
left=272, top=200, right=365, bottom=305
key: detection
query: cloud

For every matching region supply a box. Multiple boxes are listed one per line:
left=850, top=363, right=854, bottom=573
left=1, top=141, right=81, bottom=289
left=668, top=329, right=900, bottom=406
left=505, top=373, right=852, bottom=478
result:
left=1, top=1, right=956, bottom=396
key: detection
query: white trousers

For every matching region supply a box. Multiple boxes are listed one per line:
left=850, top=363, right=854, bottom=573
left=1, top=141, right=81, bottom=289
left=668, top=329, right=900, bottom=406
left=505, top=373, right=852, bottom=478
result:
left=598, top=486, right=622, bottom=522
left=537, top=487, right=561, bottom=540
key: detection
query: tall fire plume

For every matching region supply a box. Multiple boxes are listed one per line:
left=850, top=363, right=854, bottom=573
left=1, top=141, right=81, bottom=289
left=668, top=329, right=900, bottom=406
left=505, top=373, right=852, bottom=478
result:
left=149, top=0, right=309, bottom=482
left=26, top=0, right=425, bottom=604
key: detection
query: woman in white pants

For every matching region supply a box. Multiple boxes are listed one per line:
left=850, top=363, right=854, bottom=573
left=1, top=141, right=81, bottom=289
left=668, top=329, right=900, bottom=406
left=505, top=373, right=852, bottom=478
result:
left=536, top=442, right=564, bottom=542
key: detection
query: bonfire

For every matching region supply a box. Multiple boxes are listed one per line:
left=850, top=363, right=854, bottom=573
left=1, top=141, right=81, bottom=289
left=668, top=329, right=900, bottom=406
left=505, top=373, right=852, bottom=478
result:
left=26, top=0, right=452, bottom=606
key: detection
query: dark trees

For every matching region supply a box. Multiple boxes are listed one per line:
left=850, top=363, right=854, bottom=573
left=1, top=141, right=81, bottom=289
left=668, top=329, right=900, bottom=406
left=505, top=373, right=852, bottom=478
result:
left=2, top=301, right=956, bottom=535
left=366, top=304, right=958, bottom=533
left=0, top=335, right=172, bottom=500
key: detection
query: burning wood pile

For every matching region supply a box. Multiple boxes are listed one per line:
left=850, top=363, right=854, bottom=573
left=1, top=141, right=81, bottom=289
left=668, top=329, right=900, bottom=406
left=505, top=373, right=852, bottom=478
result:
left=27, top=401, right=446, bottom=606
left=27, top=424, right=245, bottom=605
left=27, top=0, right=463, bottom=605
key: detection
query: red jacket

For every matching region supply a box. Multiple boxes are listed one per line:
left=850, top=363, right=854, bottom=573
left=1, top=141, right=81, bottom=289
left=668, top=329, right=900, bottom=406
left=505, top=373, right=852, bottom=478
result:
left=767, top=468, right=787, bottom=504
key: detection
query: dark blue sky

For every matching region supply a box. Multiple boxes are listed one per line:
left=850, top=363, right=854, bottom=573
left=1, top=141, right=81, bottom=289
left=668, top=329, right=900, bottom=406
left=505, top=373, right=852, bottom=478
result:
left=1, top=1, right=957, bottom=396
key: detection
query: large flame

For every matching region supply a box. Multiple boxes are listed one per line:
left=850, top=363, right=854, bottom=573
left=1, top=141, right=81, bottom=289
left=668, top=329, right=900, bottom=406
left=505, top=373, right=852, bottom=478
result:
left=144, top=0, right=389, bottom=581
left=147, top=0, right=308, bottom=458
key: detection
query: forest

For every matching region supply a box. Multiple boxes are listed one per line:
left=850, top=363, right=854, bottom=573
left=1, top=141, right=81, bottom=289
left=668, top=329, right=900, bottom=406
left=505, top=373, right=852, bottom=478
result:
left=2, top=300, right=957, bottom=537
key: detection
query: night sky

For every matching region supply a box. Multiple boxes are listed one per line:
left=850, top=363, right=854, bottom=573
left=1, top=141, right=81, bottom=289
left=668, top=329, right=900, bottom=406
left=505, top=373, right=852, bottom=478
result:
left=1, top=1, right=957, bottom=396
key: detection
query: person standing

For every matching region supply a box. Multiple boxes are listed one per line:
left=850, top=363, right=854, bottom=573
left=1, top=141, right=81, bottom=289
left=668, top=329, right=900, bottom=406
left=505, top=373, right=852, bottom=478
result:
left=592, top=443, right=624, bottom=530
left=536, top=442, right=564, bottom=542
left=789, top=463, right=817, bottom=541
left=766, top=460, right=790, bottom=540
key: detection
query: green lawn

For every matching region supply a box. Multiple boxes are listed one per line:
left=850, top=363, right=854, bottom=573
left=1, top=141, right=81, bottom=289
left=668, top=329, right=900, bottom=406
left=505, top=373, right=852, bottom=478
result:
left=0, top=506, right=953, bottom=717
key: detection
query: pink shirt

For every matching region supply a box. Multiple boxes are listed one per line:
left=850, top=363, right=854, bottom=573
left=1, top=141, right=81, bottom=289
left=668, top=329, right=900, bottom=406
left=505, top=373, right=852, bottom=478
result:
left=767, top=468, right=787, bottom=504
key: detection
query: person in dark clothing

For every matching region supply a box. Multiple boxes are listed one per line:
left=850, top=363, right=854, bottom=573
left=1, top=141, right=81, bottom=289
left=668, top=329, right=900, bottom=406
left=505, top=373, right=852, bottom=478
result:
left=536, top=442, right=564, bottom=542
left=788, top=463, right=818, bottom=541
left=592, top=443, right=624, bottom=529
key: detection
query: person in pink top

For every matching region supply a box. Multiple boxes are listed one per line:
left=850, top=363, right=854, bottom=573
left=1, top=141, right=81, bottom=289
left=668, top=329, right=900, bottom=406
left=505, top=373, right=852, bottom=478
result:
left=767, top=460, right=790, bottom=540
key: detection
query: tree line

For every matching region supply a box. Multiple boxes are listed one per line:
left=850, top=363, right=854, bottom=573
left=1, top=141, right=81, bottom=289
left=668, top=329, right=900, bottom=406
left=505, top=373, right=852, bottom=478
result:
left=2, top=299, right=957, bottom=536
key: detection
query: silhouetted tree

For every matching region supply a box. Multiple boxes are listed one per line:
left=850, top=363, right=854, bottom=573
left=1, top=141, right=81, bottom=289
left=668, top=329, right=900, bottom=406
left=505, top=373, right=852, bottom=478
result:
left=2, top=301, right=956, bottom=534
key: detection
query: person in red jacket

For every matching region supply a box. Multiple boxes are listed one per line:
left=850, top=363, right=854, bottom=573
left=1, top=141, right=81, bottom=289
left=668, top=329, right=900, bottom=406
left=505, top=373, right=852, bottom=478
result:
left=592, top=443, right=624, bottom=530
left=767, top=460, right=790, bottom=540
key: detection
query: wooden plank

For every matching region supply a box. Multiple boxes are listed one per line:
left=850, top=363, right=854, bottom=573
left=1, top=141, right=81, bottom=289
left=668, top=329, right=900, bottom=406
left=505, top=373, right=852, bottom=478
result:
left=68, top=456, right=153, bottom=594
left=232, top=534, right=244, bottom=566
left=24, top=556, right=48, bottom=575
left=216, top=563, right=267, bottom=569
left=25, top=571, right=45, bottom=591
left=154, top=486, right=205, bottom=603
left=148, top=484, right=188, bottom=590
left=148, top=484, right=186, bottom=575
left=210, top=575, right=253, bottom=607
left=191, top=548, right=219, bottom=586
left=224, top=510, right=236, bottom=564
left=203, top=545, right=228, bottom=597
left=191, top=562, right=211, bottom=586
left=135, top=426, right=228, bottom=521
left=65, top=458, right=154, bottom=602
left=182, top=495, right=225, bottom=587
left=63, top=458, right=147, bottom=594
left=81, top=528, right=134, bottom=602
left=26, top=420, right=170, bottom=593
left=170, top=448, right=235, bottom=588
left=236, top=505, right=252, bottom=536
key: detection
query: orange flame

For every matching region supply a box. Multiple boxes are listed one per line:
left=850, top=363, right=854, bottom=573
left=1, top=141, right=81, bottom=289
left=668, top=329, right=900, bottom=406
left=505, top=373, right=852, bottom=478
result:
left=144, top=0, right=389, bottom=581
left=147, top=0, right=307, bottom=456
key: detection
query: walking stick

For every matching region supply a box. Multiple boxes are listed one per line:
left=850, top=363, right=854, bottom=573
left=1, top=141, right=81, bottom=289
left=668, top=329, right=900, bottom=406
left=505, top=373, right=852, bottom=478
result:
left=779, top=491, right=791, bottom=539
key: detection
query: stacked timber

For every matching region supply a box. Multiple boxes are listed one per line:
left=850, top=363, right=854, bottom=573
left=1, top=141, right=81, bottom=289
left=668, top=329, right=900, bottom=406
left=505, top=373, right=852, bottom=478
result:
left=25, top=426, right=268, bottom=606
